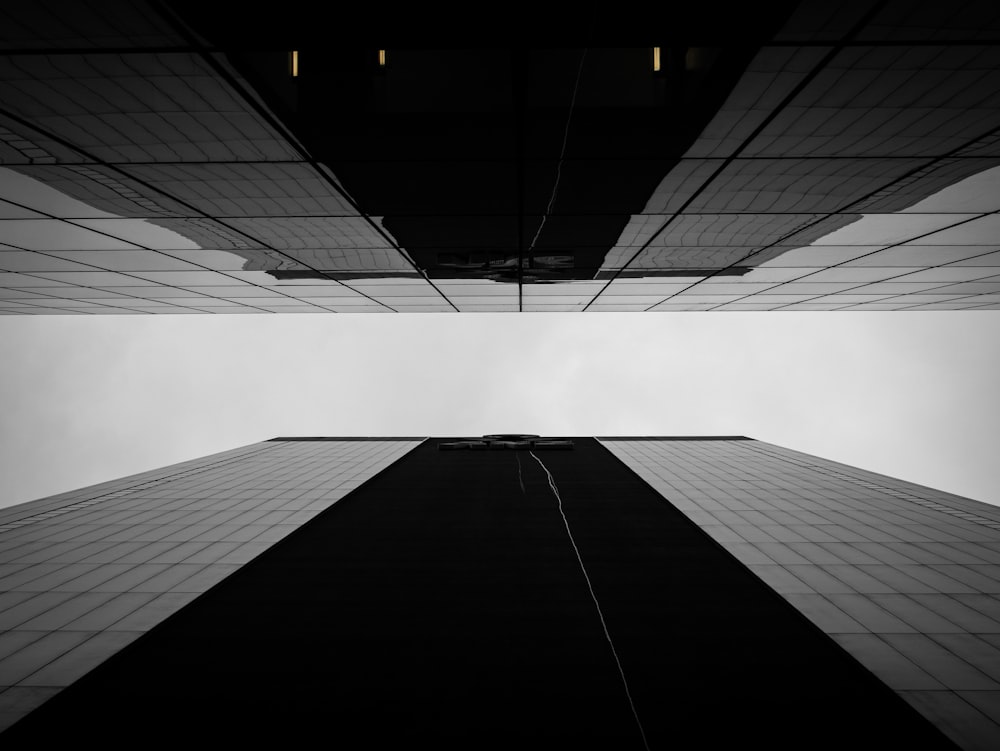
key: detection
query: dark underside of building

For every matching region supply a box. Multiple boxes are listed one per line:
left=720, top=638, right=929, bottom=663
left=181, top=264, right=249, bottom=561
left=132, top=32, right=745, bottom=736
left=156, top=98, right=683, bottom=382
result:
left=163, top=2, right=799, bottom=284
left=3, top=0, right=1000, bottom=312
left=3, top=439, right=958, bottom=748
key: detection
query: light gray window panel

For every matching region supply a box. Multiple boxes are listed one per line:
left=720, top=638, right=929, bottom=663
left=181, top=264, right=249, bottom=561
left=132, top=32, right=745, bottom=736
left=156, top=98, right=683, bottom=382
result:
left=202, top=524, right=264, bottom=543
left=860, top=565, right=944, bottom=594
left=831, top=634, right=943, bottom=690
left=956, top=567, right=1000, bottom=593
left=917, top=544, right=998, bottom=565
left=61, top=593, right=159, bottom=631
left=721, top=542, right=774, bottom=565
left=895, top=565, right=980, bottom=594
left=964, top=546, right=1000, bottom=565
left=111, top=541, right=186, bottom=565
left=0, top=632, right=45, bottom=663
left=781, top=593, right=869, bottom=633
left=956, top=691, right=1000, bottom=728
left=215, top=541, right=277, bottom=565
left=882, top=634, right=1000, bottom=691
left=785, top=542, right=849, bottom=564
left=827, top=593, right=917, bottom=632
left=252, top=525, right=299, bottom=543
left=752, top=543, right=813, bottom=565
left=75, top=541, right=152, bottom=565
left=785, top=565, right=857, bottom=593
left=48, top=565, right=134, bottom=593
left=0, top=563, right=53, bottom=591
left=900, top=691, right=1000, bottom=751
left=951, top=596, right=1000, bottom=626
left=728, top=525, right=780, bottom=543
left=744, top=564, right=813, bottom=594
left=884, top=542, right=952, bottom=565
left=851, top=543, right=925, bottom=565
left=817, top=543, right=886, bottom=564
left=929, top=565, right=1000, bottom=593
left=0, top=592, right=79, bottom=629
left=167, top=564, right=241, bottom=593
left=142, top=541, right=216, bottom=564
left=104, top=592, right=198, bottom=633
left=931, top=636, right=1000, bottom=685
left=868, top=595, right=970, bottom=634
left=913, top=596, right=1000, bottom=633
left=15, top=592, right=121, bottom=631
left=701, top=526, right=745, bottom=543
left=90, top=564, right=173, bottom=593
left=0, top=220, right=139, bottom=251
left=0, top=438, right=423, bottom=729
left=824, top=565, right=897, bottom=594
left=783, top=525, right=842, bottom=543
left=176, top=541, right=241, bottom=565
left=19, top=632, right=143, bottom=687
left=0, top=632, right=94, bottom=685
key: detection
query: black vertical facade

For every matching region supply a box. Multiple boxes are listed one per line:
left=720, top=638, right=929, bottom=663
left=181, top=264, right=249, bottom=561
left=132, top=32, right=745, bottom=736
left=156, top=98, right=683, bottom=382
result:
left=3, top=438, right=957, bottom=748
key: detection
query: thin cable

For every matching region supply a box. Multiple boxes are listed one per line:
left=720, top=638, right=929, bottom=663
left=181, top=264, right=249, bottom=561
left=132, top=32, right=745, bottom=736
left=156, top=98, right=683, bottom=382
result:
left=515, top=452, right=526, bottom=494
left=528, top=451, right=650, bottom=751
left=526, top=48, right=589, bottom=253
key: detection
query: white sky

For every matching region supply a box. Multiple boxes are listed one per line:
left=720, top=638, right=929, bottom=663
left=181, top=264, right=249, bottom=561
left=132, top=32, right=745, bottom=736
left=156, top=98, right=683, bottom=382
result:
left=2, top=153, right=1000, bottom=512
left=1, top=310, right=998, bottom=510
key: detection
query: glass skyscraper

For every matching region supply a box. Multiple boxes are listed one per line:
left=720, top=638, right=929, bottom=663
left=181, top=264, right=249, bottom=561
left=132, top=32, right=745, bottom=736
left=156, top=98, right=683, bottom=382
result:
left=2, top=0, right=999, bottom=745
left=1, top=1, right=999, bottom=313
left=0, top=436, right=998, bottom=749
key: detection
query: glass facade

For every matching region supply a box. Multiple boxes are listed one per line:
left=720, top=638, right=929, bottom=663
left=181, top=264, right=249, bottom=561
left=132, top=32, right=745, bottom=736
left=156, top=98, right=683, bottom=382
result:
left=0, top=435, right=998, bottom=748
left=1, top=1, right=999, bottom=313
left=603, top=437, right=1000, bottom=750
left=0, top=438, right=422, bottom=729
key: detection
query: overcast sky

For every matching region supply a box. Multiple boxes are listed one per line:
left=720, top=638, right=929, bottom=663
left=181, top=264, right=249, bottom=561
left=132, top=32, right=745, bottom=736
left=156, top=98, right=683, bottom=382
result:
left=1, top=309, right=998, bottom=510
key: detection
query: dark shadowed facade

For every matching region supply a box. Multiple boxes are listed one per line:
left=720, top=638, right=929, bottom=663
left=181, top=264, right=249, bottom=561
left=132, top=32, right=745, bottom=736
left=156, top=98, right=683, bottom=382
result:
left=1, top=436, right=999, bottom=749
left=1, top=1, right=1000, bottom=312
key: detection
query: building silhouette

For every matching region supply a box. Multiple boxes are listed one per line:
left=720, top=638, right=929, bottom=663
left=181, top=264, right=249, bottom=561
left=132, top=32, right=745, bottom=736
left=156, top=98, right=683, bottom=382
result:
left=1, top=0, right=999, bottom=312
left=0, top=436, right=998, bottom=749
left=2, top=0, right=999, bottom=744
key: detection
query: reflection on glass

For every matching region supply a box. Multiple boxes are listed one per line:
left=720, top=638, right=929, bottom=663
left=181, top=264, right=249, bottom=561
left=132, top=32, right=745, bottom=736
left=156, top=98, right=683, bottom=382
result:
left=1, top=4, right=1000, bottom=314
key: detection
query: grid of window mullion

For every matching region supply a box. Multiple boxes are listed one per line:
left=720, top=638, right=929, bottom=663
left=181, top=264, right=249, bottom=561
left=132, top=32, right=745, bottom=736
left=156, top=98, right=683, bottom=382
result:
left=0, top=438, right=422, bottom=731
left=601, top=437, right=1000, bottom=746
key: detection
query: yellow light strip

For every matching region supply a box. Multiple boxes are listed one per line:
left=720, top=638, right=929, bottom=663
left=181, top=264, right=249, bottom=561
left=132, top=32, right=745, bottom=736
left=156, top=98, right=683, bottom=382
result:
left=378, top=49, right=387, bottom=67
left=291, top=50, right=299, bottom=77
left=652, top=47, right=661, bottom=72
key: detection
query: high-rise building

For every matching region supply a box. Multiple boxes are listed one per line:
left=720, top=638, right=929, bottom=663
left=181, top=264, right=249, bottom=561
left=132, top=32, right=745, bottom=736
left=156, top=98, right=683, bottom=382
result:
left=1, top=436, right=999, bottom=749
left=2, top=1, right=1000, bottom=313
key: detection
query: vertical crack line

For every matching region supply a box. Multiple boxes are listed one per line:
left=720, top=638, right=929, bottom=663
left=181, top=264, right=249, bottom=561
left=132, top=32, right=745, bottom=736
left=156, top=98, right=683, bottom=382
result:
left=528, top=451, right=650, bottom=751
left=515, top=452, right=526, bottom=494
left=526, top=47, right=589, bottom=255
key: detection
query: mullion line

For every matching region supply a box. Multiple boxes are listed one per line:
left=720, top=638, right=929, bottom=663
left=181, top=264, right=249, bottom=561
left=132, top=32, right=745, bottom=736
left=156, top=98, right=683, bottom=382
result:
left=148, top=0, right=458, bottom=312
left=0, top=270, right=273, bottom=315
left=688, top=126, right=1000, bottom=311
left=760, top=210, right=1000, bottom=311
left=0, top=295, right=100, bottom=314
left=0, top=107, right=396, bottom=312
left=646, top=112, right=1000, bottom=309
left=0, top=199, right=318, bottom=313
left=0, top=246, right=250, bottom=314
left=582, top=2, right=891, bottom=310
